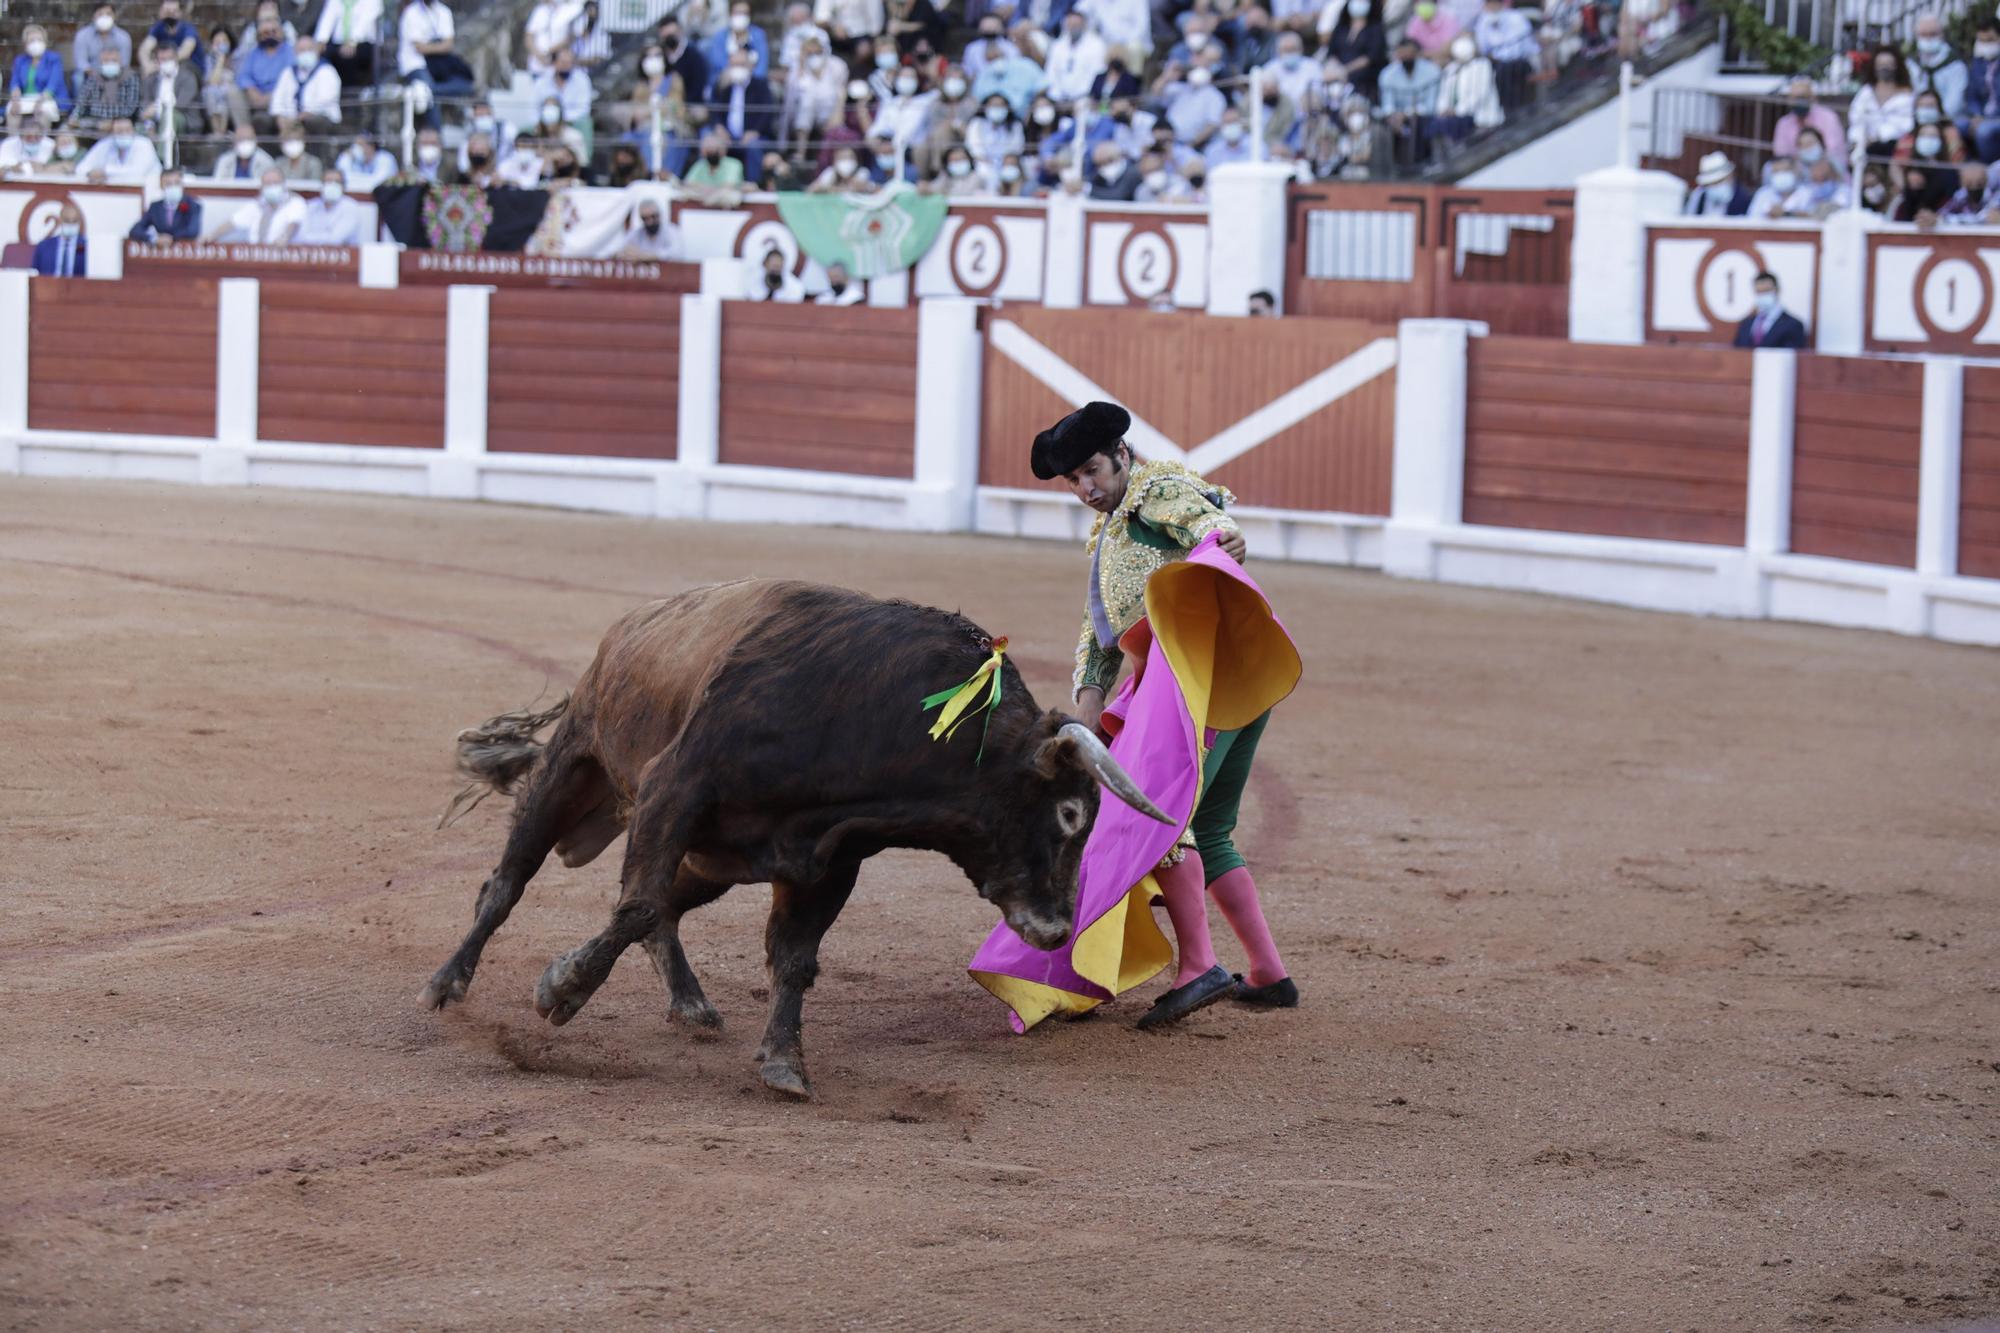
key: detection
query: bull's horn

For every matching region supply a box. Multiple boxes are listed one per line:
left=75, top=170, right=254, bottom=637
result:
left=1058, top=722, right=1173, bottom=824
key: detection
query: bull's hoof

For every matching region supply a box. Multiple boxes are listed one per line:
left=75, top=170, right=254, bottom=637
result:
left=670, top=997, right=724, bottom=1038
left=533, top=949, right=594, bottom=1027
left=418, top=965, right=469, bottom=1011
left=758, top=1057, right=812, bottom=1101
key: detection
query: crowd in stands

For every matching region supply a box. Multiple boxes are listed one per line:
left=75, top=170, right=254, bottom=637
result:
left=1685, top=12, right=2000, bottom=228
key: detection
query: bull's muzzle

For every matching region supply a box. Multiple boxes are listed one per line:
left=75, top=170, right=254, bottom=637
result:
left=1004, top=907, right=1073, bottom=952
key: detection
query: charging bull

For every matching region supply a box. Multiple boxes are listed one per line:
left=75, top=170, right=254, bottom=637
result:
left=421, top=578, right=1168, bottom=1099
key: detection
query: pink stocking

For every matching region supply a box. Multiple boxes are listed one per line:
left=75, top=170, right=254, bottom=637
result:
left=1208, top=867, right=1287, bottom=987
left=1154, top=852, right=1218, bottom=987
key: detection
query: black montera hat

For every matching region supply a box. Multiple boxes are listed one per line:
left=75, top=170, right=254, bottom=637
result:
left=1030, top=401, right=1132, bottom=480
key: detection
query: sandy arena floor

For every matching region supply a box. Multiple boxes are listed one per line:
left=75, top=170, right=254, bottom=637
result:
left=0, top=478, right=1995, bottom=1331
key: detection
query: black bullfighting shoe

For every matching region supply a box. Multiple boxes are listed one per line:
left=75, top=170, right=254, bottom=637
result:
left=1229, top=973, right=1300, bottom=1008
left=1135, top=964, right=1235, bottom=1030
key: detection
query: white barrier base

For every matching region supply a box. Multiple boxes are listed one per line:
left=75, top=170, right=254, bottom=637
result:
left=974, top=487, right=1388, bottom=567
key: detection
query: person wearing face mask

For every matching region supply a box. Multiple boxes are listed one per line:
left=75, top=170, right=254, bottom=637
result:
left=1045, top=12, right=1109, bottom=104
left=1232, top=6, right=1282, bottom=73
left=73, top=5, right=134, bottom=94
left=1856, top=162, right=1893, bottom=215
left=779, top=36, right=846, bottom=158
left=494, top=133, right=547, bottom=187
left=861, top=131, right=915, bottom=184
left=140, top=42, right=201, bottom=137
left=1894, top=89, right=1968, bottom=199
left=1160, top=56, right=1227, bottom=144
left=1260, top=32, right=1320, bottom=110
left=398, top=0, right=477, bottom=131
left=228, top=166, right=306, bottom=244
left=884, top=0, right=947, bottom=62
left=703, top=51, right=775, bottom=182
left=200, top=26, right=237, bottom=134
left=958, top=21, right=1016, bottom=80
left=397, top=126, right=459, bottom=184
left=874, top=65, right=937, bottom=148
left=525, top=0, right=583, bottom=75
left=1088, top=56, right=1142, bottom=102
left=77, top=115, right=161, bottom=184
left=32, top=202, right=89, bottom=278
left=1075, top=0, right=1152, bottom=60
left=1427, top=33, right=1502, bottom=147
left=966, top=95, right=1026, bottom=171
left=335, top=129, right=398, bottom=192
left=1087, top=142, right=1140, bottom=200
left=1938, top=159, right=2000, bottom=224
left=141, top=0, right=201, bottom=77
left=1733, top=271, right=1807, bottom=350
left=232, top=5, right=296, bottom=134
left=1850, top=44, right=1915, bottom=158
left=1202, top=107, right=1256, bottom=168
left=295, top=167, right=362, bottom=245
left=1469, top=0, right=1535, bottom=110
left=74, top=49, right=144, bottom=129
left=127, top=166, right=202, bottom=244
left=314, top=0, right=384, bottom=91
left=809, top=142, right=875, bottom=191
left=1320, top=0, right=1386, bottom=100
left=1378, top=36, right=1440, bottom=166
left=1964, top=19, right=2000, bottom=163
left=274, top=131, right=326, bottom=183
left=970, top=34, right=1048, bottom=118
left=0, top=120, right=57, bottom=178
left=812, top=259, right=865, bottom=303
left=815, top=0, right=888, bottom=55
left=1746, top=155, right=1800, bottom=219
left=212, top=124, right=274, bottom=181
left=1167, top=16, right=1228, bottom=76
left=532, top=47, right=597, bottom=153
left=1404, top=0, right=1461, bottom=59
left=271, top=37, right=343, bottom=138
left=776, top=3, right=829, bottom=72
left=926, top=145, right=982, bottom=197
left=745, top=245, right=805, bottom=302
left=461, top=100, right=520, bottom=173
left=993, top=153, right=1030, bottom=196
left=1131, top=150, right=1178, bottom=202
left=615, top=200, right=682, bottom=261
left=1909, top=13, right=1968, bottom=120
left=911, top=65, right=975, bottom=172
left=1784, top=142, right=1851, bottom=218
left=9, top=24, right=74, bottom=125
left=704, top=1, right=772, bottom=83
left=1770, top=77, right=1847, bottom=168
left=1683, top=151, right=1752, bottom=216
left=652, top=18, right=711, bottom=123
left=684, top=128, right=748, bottom=201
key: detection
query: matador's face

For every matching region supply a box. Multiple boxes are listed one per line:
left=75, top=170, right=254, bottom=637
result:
left=1061, top=444, right=1129, bottom=515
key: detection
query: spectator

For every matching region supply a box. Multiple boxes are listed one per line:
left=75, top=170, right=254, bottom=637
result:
left=862, top=40, right=905, bottom=103
left=1147, top=116, right=1198, bottom=173
left=618, top=199, right=681, bottom=259
left=778, top=3, right=830, bottom=70
left=1784, top=146, right=1849, bottom=216
left=141, top=0, right=201, bottom=75
left=77, top=116, right=160, bottom=183
left=571, top=1, right=611, bottom=69
left=1236, top=7, right=1283, bottom=72
left=535, top=47, right=596, bottom=149
left=1045, top=12, right=1108, bottom=103
left=530, top=93, right=588, bottom=160
left=885, top=0, right=947, bottom=59
left=958, top=17, right=1015, bottom=79
left=1090, top=53, right=1142, bottom=101
left=1746, top=155, right=1797, bottom=218
left=408, top=126, right=455, bottom=182
left=0, top=120, right=57, bottom=177
left=707, top=50, right=775, bottom=180
left=685, top=127, right=748, bottom=200
left=1323, top=0, right=1387, bottom=100
left=1168, top=15, right=1225, bottom=72
left=272, top=36, right=342, bottom=134
left=495, top=134, right=546, bottom=186
left=915, top=66, right=973, bottom=170
left=762, top=148, right=807, bottom=190
left=127, top=167, right=201, bottom=244
left=315, top=0, right=384, bottom=91
left=1939, top=159, right=1998, bottom=223
left=234, top=5, right=293, bottom=133
left=1022, top=94, right=1064, bottom=163
left=524, top=0, right=579, bottom=74
left=1897, top=89, right=1968, bottom=162
left=971, top=32, right=1046, bottom=116
left=462, top=132, right=498, bottom=185
left=50, top=129, right=85, bottom=173
left=74, top=5, right=135, bottom=92
left=1404, top=0, right=1460, bottom=59
left=1850, top=45, right=1914, bottom=157
left=1161, top=60, right=1226, bottom=146
left=783, top=36, right=847, bottom=153
left=1772, top=78, right=1847, bottom=167
left=9, top=25, right=71, bottom=125
left=1967, top=19, right=2000, bottom=164
left=74, top=48, right=143, bottom=129
left=1430, top=33, right=1502, bottom=146
left=1858, top=161, right=1891, bottom=212
left=1263, top=31, right=1318, bottom=108
left=399, top=0, right=477, bottom=128
left=967, top=93, right=1026, bottom=169
left=877, top=64, right=937, bottom=145
left=1079, top=0, right=1152, bottom=59
left=994, top=153, right=1029, bottom=195
left=810, top=142, right=872, bottom=189
left=1204, top=106, right=1253, bottom=166
left=1889, top=167, right=1939, bottom=223
left=1248, top=289, right=1277, bottom=315
left=32, top=202, right=87, bottom=277
left=656, top=16, right=711, bottom=118
left=276, top=130, right=325, bottom=183
left=606, top=141, right=646, bottom=186
left=201, top=27, right=236, bottom=134
left=336, top=130, right=398, bottom=191
left=1910, top=12, right=1967, bottom=121
left=1178, top=155, right=1209, bottom=200
left=1132, top=151, right=1175, bottom=200
left=1684, top=150, right=1751, bottom=215
left=543, top=140, right=587, bottom=186
left=746, top=246, right=805, bottom=301
left=814, top=260, right=865, bottom=303
left=1894, top=102, right=1962, bottom=208
left=707, top=1, right=772, bottom=85
left=1087, top=140, right=1137, bottom=197
left=1315, top=93, right=1386, bottom=176
left=140, top=43, right=200, bottom=136
left=818, top=0, right=888, bottom=52
left=1472, top=0, right=1535, bottom=110
left=293, top=167, right=363, bottom=244
left=229, top=167, right=306, bottom=243
left=213, top=123, right=276, bottom=180
left=865, top=132, right=917, bottom=183
left=1734, top=271, right=1807, bottom=349
left=930, top=143, right=982, bottom=195
left=1379, top=37, right=1441, bottom=164
left=466, top=99, right=519, bottom=169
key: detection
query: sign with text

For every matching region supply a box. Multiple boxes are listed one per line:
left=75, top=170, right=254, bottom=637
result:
left=1645, top=224, right=1821, bottom=346
left=122, top=240, right=358, bottom=282
left=399, top=251, right=701, bottom=291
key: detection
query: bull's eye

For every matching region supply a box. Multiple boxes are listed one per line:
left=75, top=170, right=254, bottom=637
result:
left=1056, top=799, right=1088, bottom=838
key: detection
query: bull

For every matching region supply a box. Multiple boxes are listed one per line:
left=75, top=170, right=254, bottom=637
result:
left=421, top=578, right=1168, bottom=1099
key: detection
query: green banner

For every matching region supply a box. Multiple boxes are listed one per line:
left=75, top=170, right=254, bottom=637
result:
left=774, top=186, right=948, bottom=280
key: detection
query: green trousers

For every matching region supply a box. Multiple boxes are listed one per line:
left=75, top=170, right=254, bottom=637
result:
left=1191, top=709, right=1270, bottom=885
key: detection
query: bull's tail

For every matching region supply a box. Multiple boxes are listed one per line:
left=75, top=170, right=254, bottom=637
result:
left=437, top=695, right=571, bottom=829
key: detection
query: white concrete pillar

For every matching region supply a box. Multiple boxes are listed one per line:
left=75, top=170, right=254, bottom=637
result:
left=358, top=242, right=401, bottom=288
left=1815, top=209, right=1872, bottom=356
left=1383, top=319, right=1473, bottom=580
left=699, top=255, right=747, bottom=299
left=1744, top=348, right=1797, bottom=557
left=1568, top=165, right=1688, bottom=345
left=1916, top=356, right=1964, bottom=579
left=668, top=291, right=721, bottom=519
left=868, top=269, right=910, bottom=308
left=443, top=285, right=490, bottom=457
left=214, top=278, right=259, bottom=449
left=0, top=272, right=27, bottom=462
left=1043, top=194, right=1085, bottom=309
left=1206, top=161, right=1295, bottom=316
left=911, top=298, right=981, bottom=532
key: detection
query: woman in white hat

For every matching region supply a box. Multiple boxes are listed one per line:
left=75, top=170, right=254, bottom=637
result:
left=1685, top=150, right=1751, bottom=216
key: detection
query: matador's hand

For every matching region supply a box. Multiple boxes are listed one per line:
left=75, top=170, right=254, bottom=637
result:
left=1218, top=529, right=1247, bottom=564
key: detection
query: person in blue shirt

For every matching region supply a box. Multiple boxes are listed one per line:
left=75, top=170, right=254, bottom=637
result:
left=235, top=7, right=294, bottom=133
left=33, top=203, right=88, bottom=278
left=703, top=0, right=770, bottom=88
left=8, top=24, right=74, bottom=121
left=143, top=0, right=205, bottom=78
left=128, top=167, right=204, bottom=244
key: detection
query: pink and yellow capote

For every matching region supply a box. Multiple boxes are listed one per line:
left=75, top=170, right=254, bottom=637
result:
left=969, top=536, right=1303, bottom=1030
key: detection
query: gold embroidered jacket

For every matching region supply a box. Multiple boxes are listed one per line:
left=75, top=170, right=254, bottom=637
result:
left=1072, top=460, right=1239, bottom=701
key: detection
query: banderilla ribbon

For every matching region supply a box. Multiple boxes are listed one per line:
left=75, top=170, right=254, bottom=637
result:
left=920, top=636, right=1008, bottom=763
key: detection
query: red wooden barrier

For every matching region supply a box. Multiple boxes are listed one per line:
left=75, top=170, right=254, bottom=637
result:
left=1957, top=367, right=2000, bottom=580
left=258, top=284, right=446, bottom=448
left=27, top=278, right=219, bottom=437
left=718, top=303, right=918, bottom=478
left=487, top=289, right=680, bottom=459
left=1790, top=355, right=1922, bottom=568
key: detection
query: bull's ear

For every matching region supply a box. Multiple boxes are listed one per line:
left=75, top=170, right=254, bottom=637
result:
left=1031, top=711, right=1081, bottom=780
left=1041, top=719, right=1174, bottom=824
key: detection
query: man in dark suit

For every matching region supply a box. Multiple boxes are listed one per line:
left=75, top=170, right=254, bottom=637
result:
left=1735, top=270, right=1809, bottom=349
left=1686, top=151, right=1754, bottom=217
left=32, top=202, right=87, bottom=277
left=127, top=166, right=204, bottom=245
left=706, top=50, right=775, bottom=183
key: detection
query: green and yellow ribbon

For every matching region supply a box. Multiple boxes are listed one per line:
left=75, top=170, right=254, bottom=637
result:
left=921, top=636, right=1008, bottom=763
